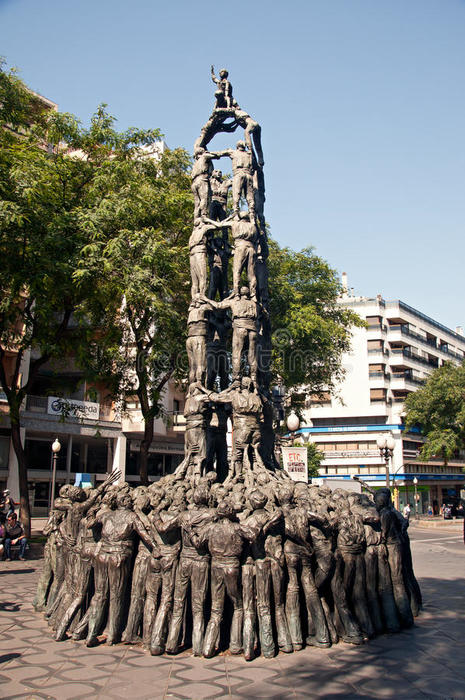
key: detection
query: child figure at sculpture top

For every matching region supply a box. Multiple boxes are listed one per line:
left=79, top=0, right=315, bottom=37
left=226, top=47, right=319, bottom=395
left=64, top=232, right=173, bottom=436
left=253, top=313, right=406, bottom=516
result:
left=211, top=65, right=238, bottom=109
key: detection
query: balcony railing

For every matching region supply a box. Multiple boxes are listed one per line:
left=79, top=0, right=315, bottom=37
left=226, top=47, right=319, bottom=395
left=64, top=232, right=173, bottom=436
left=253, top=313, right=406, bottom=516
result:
left=389, top=325, right=438, bottom=349
left=367, top=348, right=389, bottom=356
left=438, top=345, right=464, bottom=362
left=390, top=348, right=438, bottom=369
left=391, top=371, right=425, bottom=386
left=367, top=325, right=388, bottom=333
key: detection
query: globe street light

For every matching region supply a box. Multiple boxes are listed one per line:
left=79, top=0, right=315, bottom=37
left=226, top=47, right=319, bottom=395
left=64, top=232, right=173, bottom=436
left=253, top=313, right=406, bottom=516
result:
left=49, top=437, right=61, bottom=512
left=377, top=434, right=395, bottom=488
left=286, top=410, right=300, bottom=443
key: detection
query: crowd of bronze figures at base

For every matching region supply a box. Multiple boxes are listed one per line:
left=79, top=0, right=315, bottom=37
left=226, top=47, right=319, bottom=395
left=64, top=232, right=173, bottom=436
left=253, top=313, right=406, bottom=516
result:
left=34, top=470, right=422, bottom=661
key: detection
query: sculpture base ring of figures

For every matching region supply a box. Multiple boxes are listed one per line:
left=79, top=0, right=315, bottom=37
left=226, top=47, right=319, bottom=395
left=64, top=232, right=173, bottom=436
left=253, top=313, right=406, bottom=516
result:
left=34, top=471, right=422, bottom=661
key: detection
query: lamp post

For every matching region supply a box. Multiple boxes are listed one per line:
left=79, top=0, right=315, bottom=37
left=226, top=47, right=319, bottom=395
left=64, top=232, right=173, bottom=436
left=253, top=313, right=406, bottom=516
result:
left=413, top=476, right=419, bottom=520
left=391, top=463, right=405, bottom=510
left=49, top=437, right=61, bottom=512
left=377, top=434, right=395, bottom=488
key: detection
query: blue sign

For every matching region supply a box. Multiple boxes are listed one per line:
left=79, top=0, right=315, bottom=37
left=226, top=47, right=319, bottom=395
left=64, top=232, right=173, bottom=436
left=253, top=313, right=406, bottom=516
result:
left=74, top=473, right=93, bottom=488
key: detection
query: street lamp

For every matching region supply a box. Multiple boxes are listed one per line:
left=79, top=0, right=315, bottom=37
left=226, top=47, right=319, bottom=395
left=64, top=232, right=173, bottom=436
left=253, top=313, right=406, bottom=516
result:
left=391, top=463, right=405, bottom=510
left=49, top=437, right=61, bottom=512
left=377, top=434, right=395, bottom=488
left=286, top=410, right=300, bottom=443
left=413, top=476, right=419, bottom=520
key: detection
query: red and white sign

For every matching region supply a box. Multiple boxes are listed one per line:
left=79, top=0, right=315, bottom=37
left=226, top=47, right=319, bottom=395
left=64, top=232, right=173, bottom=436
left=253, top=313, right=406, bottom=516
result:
left=282, top=446, right=308, bottom=483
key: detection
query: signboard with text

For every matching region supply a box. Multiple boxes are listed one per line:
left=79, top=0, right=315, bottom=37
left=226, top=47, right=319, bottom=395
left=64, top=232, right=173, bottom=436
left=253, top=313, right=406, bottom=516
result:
left=282, top=446, right=308, bottom=482
left=47, top=396, right=100, bottom=421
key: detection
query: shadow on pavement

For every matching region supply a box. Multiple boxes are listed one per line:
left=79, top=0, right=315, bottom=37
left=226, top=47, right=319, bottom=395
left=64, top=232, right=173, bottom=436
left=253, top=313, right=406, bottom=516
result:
left=0, top=567, right=36, bottom=576
left=0, top=653, right=21, bottom=664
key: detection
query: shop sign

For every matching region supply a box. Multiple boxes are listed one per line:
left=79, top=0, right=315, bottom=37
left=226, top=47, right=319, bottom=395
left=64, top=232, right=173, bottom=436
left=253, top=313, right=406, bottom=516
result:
left=282, top=446, right=308, bottom=482
left=47, top=396, right=100, bottom=421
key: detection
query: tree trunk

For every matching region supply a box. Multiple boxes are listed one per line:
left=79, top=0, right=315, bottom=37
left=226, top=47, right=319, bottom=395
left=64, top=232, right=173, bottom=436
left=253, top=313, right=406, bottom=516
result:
left=10, top=418, right=31, bottom=538
left=139, top=417, right=154, bottom=486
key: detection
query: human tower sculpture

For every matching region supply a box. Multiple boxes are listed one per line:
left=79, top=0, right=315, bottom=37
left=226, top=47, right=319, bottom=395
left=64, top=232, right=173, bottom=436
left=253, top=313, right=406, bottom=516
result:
left=34, top=69, right=422, bottom=661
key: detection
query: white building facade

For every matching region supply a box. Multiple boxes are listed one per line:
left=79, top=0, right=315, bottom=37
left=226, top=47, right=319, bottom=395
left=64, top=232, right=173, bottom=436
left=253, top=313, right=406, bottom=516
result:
left=300, top=287, right=465, bottom=514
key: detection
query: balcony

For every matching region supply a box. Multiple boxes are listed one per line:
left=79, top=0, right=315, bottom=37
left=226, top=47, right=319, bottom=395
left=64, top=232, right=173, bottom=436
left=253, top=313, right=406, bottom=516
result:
left=390, top=348, right=438, bottom=369
left=438, top=345, right=464, bottom=362
left=391, top=370, right=425, bottom=387
left=403, top=448, right=420, bottom=459
left=389, top=325, right=438, bottom=349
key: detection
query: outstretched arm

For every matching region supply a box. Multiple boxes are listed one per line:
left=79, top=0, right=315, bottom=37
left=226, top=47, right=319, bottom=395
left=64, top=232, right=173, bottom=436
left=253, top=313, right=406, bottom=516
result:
left=188, top=520, right=212, bottom=549
left=85, top=507, right=104, bottom=530
left=209, top=149, right=233, bottom=159
left=211, top=65, right=219, bottom=85
left=203, top=217, right=232, bottom=229
left=133, top=513, right=154, bottom=550
left=352, top=475, right=375, bottom=496
left=210, top=386, right=236, bottom=404
left=152, top=511, right=179, bottom=534
left=79, top=470, right=122, bottom=515
left=263, top=508, right=283, bottom=534
left=201, top=294, right=231, bottom=311
left=306, top=508, right=330, bottom=528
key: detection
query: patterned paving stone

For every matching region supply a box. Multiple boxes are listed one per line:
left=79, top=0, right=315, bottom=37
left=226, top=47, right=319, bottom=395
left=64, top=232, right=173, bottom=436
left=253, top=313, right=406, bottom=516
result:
left=102, top=678, right=168, bottom=699
left=171, top=665, right=230, bottom=683
left=166, top=681, right=230, bottom=699
left=38, top=680, right=105, bottom=699
left=231, top=681, right=295, bottom=699
left=410, top=674, right=465, bottom=699
left=351, top=676, right=430, bottom=698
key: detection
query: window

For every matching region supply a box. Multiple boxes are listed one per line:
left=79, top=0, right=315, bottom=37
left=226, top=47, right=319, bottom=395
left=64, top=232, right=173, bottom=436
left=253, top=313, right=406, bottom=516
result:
left=366, top=315, right=382, bottom=330
left=370, top=389, right=386, bottom=403
left=309, top=392, right=331, bottom=405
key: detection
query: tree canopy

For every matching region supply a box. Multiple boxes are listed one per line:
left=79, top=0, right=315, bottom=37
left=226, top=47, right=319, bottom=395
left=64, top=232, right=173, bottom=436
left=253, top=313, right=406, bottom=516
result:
left=404, top=361, right=465, bottom=465
left=75, top=147, right=193, bottom=484
left=268, top=241, right=364, bottom=397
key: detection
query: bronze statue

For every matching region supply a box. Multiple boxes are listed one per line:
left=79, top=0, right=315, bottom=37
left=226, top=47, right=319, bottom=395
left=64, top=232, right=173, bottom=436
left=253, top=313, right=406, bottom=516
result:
left=35, top=66, right=422, bottom=664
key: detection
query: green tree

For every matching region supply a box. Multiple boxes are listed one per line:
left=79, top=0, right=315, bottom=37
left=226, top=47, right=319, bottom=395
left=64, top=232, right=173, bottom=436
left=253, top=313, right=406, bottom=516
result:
left=0, top=61, right=164, bottom=531
left=405, top=361, right=465, bottom=465
left=268, top=241, right=364, bottom=396
left=76, top=147, right=193, bottom=485
left=306, top=442, right=324, bottom=478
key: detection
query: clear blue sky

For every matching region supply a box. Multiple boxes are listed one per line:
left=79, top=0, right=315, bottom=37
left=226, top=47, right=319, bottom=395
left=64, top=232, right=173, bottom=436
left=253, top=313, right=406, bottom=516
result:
left=1, top=0, right=464, bottom=330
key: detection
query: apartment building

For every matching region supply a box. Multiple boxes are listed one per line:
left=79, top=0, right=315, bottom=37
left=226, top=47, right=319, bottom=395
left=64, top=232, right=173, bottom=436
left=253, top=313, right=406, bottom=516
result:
left=300, top=280, right=465, bottom=513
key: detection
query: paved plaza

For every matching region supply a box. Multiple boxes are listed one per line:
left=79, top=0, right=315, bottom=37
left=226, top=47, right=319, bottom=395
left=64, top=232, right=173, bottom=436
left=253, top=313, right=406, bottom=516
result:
left=0, top=523, right=464, bottom=700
